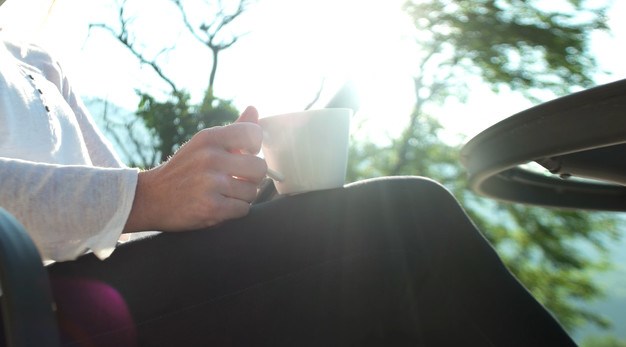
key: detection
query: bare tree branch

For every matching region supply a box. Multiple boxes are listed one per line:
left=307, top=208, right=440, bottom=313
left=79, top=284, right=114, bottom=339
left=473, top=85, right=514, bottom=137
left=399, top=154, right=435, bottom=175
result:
left=89, top=0, right=180, bottom=95
left=89, top=0, right=252, bottom=168
left=170, top=0, right=250, bottom=97
left=171, top=0, right=206, bottom=45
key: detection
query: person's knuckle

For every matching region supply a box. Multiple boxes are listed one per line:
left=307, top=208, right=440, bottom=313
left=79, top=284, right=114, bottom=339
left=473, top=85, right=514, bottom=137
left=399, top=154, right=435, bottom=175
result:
left=204, top=194, right=223, bottom=216
left=239, top=156, right=264, bottom=179
left=224, top=176, right=238, bottom=195
left=196, top=127, right=217, bottom=141
left=198, top=126, right=227, bottom=146
left=233, top=123, right=262, bottom=145
left=248, top=125, right=264, bottom=151
left=203, top=148, right=223, bottom=165
left=235, top=180, right=252, bottom=198
left=248, top=123, right=263, bottom=140
left=204, top=173, right=225, bottom=196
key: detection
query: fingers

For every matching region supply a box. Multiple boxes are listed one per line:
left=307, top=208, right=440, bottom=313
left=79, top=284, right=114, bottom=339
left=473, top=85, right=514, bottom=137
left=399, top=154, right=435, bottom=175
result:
left=189, top=120, right=266, bottom=181
left=218, top=197, right=253, bottom=221
left=200, top=122, right=263, bottom=155
left=203, top=149, right=267, bottom=183
left=235, top=105, right=259, bottom=124
left=134, top=107, right=268, bottom=232
left=205, top=194, right=255, bottom=226
left=199, top=175, right=258, bottom=225
left=214, top=173, right=260, bottom=203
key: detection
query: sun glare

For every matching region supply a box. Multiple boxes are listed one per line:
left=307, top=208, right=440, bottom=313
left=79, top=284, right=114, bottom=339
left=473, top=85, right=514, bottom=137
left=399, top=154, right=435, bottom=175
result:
left=216, top=0, right=418, bottom=142
left=39, top=0, right=419, bottom=139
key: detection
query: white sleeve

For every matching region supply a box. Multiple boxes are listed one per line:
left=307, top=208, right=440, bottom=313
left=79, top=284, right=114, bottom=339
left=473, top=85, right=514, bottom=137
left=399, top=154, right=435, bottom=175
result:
left=0, top=40, right=141, bottom=262
left=0, top=157, right=138, bottom=262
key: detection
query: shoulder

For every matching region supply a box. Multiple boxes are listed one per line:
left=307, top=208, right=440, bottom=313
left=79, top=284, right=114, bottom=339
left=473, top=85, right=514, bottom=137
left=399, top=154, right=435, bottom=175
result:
left=3, top=39, right=57, bottom=66
left=2, top=39, right=65, bottom=86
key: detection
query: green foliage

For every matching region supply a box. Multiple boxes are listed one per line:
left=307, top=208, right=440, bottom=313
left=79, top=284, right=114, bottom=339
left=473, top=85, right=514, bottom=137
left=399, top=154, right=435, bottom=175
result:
left=490, top=204, right=617, bottom=330
left=136, top=90, right=237, bottom=164
left=581, top=335, right=626, bottom=347
left=403, top=0, right=606, bottom=100
left=348, top=112, right=462, bottom=187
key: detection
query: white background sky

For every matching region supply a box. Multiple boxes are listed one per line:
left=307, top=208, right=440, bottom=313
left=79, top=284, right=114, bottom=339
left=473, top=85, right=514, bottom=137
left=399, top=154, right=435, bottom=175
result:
left=28, top=0, right=625, bottom=146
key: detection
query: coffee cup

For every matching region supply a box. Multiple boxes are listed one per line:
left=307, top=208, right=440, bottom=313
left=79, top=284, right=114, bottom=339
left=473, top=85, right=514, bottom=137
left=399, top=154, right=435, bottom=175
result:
left=259, top=108, right=352, bottom=195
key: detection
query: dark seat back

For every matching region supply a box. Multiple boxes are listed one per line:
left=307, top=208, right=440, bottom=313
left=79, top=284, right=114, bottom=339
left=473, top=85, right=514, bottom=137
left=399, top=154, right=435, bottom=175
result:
left=0, top=208, right=60, bottom=347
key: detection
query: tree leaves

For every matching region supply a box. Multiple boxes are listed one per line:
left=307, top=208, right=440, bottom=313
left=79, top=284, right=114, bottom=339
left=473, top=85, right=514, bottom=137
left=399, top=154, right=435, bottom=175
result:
left=404, top=0, right=606, bottom=99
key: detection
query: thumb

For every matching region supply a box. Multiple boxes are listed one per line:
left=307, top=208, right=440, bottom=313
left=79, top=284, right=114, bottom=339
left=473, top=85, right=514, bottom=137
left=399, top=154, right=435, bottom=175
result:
left=236, top=106, right=259, bottom=124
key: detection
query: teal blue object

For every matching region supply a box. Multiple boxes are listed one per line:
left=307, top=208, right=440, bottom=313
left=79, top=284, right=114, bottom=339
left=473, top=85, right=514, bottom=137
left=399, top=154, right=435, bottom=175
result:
left=0, top=208, right=60, bottom=347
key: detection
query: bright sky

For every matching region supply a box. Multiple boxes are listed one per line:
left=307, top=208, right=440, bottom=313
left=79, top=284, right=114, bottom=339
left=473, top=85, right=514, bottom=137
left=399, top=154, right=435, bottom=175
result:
left=23, top=0, right=626, bottom=144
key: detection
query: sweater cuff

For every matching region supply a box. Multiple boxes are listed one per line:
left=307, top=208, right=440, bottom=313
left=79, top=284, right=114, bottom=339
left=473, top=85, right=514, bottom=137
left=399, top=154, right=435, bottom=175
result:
left=91, top=167, right=139, bottom=260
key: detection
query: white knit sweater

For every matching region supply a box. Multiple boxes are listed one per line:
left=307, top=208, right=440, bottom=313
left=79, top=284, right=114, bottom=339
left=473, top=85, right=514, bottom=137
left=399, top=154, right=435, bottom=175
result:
left=0, top=38, right=138, bottom=262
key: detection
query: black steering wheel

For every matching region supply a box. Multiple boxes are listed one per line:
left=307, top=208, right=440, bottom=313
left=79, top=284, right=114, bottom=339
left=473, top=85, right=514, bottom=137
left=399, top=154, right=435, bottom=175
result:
left=461, top=78, right=626, bottom=211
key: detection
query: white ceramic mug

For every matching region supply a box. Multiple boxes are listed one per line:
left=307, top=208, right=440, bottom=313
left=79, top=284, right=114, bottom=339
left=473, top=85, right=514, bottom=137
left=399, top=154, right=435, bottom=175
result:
left=259, top=108, right=352, bottom=195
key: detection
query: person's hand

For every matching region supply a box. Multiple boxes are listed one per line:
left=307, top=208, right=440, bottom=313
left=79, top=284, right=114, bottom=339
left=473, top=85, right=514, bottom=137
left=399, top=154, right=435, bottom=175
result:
left=124, top=106, right=267, bottom=233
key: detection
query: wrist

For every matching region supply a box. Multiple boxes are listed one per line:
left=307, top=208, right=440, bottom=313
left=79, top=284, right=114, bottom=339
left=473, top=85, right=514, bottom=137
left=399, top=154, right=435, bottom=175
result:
left=124, top=168, right=158, bottom=233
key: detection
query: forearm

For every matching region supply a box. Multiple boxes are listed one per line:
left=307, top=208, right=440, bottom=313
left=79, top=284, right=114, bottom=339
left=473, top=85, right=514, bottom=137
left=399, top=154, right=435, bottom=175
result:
left=0, top=157, right=138, bottom=261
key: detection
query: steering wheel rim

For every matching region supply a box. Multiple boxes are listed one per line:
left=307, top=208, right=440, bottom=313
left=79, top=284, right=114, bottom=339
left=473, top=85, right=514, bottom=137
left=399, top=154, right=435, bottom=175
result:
left=460, top=78, right=626, bottom=211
